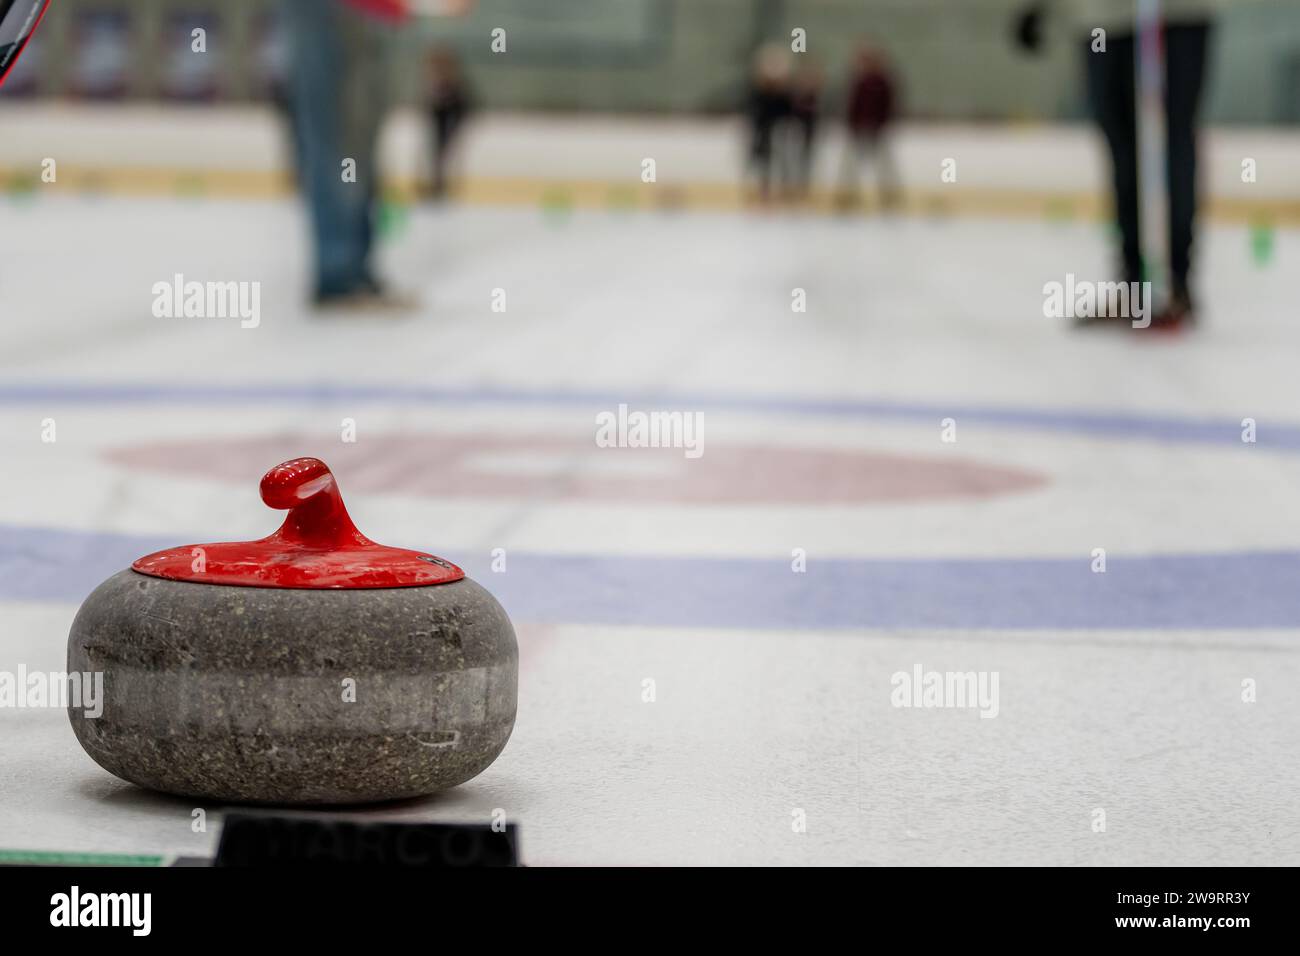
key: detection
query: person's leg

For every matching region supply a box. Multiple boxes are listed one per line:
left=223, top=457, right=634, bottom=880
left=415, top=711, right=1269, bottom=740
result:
left=432, top=112, right=451, bottom=199
left=774, top=120, right=795, bottom=198
left=338, top=10, right=393, bottom=292
left=440, top=111, right=464, bottom=195
left=751, top=124, right=773, bottom=201
left=837, top=132, right=864, bottom=203
left=797, top=119, right=815, bottom=197
left=283, top=0, right=363, bottom=299
left=1084, top=32, right=1141, bottom=284
left=1164, top=21, right=1212, bottom=301
left=785, top=122, right=802, bottom=197
left=872, top=131, right=900, bottom=209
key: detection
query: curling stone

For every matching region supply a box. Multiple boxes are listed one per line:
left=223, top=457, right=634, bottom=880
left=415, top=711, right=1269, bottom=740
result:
left=67, top=457, right=517, bottom=805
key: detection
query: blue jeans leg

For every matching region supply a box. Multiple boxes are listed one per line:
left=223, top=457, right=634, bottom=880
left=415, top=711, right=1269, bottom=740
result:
left=283, top=0, right=369, bottom=298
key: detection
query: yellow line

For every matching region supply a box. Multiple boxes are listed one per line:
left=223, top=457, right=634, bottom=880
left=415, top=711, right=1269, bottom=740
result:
left=3, top=165, right=1297, bottom=225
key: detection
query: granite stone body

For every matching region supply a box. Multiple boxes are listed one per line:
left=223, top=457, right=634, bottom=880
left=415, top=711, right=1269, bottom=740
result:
left=67, top=569, right=518, bottom=805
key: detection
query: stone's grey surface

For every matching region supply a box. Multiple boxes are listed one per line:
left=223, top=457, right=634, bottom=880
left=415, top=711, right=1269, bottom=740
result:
left=67, top=570, right=517, bottom=805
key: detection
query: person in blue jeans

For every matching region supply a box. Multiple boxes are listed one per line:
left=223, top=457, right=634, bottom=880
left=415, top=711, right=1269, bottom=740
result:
left=282, top=0, right=410, bottom=310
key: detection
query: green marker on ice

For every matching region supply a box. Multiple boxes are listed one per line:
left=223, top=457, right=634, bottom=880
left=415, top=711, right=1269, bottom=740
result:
left=377, top=198, right=410, bottom=239
left=1249, top=218, right=1275, bottom=266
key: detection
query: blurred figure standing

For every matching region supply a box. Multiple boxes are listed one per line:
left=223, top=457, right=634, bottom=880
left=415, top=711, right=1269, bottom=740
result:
left=426, top=46, right=472, bottom=201
left=746, top=44, right=792, bottom=204
left=837, top=43, right=900, bottom=211
left=283, top=0, right=408, bottom=310
left=786, top=60, right=824, bottom=201
left=1083, top=1, right=1217, bottom=327
left=1016, top=0, right=1221, bottom=328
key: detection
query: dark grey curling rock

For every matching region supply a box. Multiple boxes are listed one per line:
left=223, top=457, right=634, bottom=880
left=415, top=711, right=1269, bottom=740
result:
left=66, top=457, right=517, bottom=805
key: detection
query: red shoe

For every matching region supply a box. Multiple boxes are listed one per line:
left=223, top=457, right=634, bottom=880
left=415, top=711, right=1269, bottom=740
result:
left=1147, top=290, right=1195, bottom=333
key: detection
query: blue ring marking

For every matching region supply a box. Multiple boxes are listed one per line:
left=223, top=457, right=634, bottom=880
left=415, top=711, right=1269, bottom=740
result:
left=0, top=382, right=1287, bottom=450
left=6, top=523, right=1299, bottom=629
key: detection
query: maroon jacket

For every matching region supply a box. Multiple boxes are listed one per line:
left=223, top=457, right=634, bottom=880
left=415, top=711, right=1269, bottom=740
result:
left=343, top=0, right=409, bottom=21
left=847, top=70, right=895, bottom=134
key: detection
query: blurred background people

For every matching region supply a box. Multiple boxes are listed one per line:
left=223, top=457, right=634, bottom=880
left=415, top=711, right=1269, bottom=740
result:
left=426, top=45, right=472, bottom=201
left=1, top=0, right=1291, bottom=326
left=837, top=42, right=900, bottom=211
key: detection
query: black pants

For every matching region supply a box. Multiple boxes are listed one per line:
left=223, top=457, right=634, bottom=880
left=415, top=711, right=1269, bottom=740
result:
left=1084, top=22, right=1211, bottom=293
left=431, top=108, right=465, bottom=198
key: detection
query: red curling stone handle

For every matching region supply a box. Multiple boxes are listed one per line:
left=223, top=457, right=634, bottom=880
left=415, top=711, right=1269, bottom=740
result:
left=130, top=457, right=464, bottom=589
